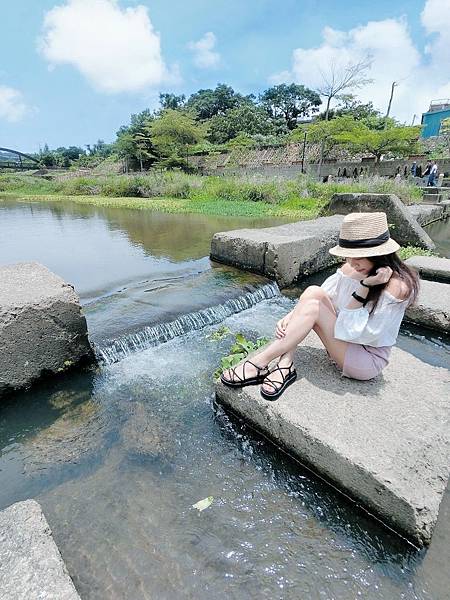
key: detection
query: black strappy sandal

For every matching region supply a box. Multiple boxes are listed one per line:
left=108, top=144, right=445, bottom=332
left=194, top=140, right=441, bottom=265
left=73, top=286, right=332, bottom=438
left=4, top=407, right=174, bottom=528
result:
left=221, top=359, right=269, bottom=388
left=260, top=362, right=297, bottom=401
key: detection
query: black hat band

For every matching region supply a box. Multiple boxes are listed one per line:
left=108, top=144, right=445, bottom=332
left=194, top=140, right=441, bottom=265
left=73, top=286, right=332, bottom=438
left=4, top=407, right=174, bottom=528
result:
left=339, top=230, right=390, bottom=249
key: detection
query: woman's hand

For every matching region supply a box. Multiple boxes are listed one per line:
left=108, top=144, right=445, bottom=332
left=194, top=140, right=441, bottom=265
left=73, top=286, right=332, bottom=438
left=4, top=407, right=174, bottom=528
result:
left=362, top=267, right=393, bottom=287
left=276, top=313, right=292, bottom=338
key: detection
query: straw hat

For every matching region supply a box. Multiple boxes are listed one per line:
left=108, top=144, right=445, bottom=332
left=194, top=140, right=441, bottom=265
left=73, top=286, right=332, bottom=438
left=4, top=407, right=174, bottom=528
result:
left=329, top=212, right=400, bottom=258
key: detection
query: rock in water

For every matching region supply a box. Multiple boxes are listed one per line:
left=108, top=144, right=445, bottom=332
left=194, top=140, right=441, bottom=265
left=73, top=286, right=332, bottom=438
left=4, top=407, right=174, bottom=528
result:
left=0, top=262, right=94, bottom=398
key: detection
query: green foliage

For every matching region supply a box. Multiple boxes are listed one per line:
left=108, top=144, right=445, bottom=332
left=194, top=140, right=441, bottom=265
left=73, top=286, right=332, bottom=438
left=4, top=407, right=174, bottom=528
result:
left=332, top=119, right=422, bottom=162
left=319, top=94, right=382, bottom=125
left=209, top=104, right=276, bottom=144
left=185, top=83, right=252, bottom=120
left=259, top=83, right=321, bottom=130
left=291, top=116, right=357, bottom=158
left=398, top=246, right=436, bottom=261
left=159, top=93, right=186, bottom=110
left=148, top=110, right=208, bottom=166
left=213, top=333, right=270, bottom=379
left=207, top=326, right=232, bottom=341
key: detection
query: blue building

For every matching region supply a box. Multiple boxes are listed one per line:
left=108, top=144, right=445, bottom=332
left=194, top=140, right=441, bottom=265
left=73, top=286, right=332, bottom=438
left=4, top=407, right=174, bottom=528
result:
left=421, top=99, right=450, bottom=138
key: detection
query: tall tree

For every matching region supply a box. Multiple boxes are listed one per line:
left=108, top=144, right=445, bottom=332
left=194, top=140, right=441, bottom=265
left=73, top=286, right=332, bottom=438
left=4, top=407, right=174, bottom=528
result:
left=333, top=120, right=421, bottom=163
left=159, top=93, right=186, bottom=110
left=185, top=83, right=253, bottom=120
left=316, top=57, right=373, bottom=174
left=148, top=109, right=207, bottom=168
left=208, top=104, right=277, bottom=144
left=317, top=57, right=373, bottom=121
left=259, top=83, right=321, bottom=130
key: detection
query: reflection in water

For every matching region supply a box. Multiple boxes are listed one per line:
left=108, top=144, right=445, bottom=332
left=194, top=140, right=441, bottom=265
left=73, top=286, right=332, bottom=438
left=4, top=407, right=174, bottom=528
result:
left=425, top=219, right=450, bottom=258
left=0, top=198, right=293, bottom=299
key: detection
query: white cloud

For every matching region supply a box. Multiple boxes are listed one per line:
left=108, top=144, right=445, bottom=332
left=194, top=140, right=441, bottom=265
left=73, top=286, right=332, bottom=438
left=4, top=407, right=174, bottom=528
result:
left=0, top=86, right=29, bottom=122
left=270, top=0, right=450, bottom=123
left=188, top=32, right=220, bottom=69
left=38, top=0, right=178, bottom=93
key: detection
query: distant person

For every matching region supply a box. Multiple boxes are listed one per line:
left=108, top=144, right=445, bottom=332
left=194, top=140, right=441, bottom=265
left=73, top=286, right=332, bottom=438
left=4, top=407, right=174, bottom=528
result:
left=422, top=161, right=432, bottom=186
left=428, top=162, right=438, bottom=187
left=410, top=162, right=417, bottom=177
left=416, top=164, right=423, bottom=178
left=221, top=212, right=419, bottom=399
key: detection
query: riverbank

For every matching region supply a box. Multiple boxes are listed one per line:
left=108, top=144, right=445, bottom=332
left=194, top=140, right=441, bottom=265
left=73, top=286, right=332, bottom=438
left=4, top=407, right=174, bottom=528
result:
left=0, top=192, right=320, bottom=219
left=0, top=171, right=422, bottom=219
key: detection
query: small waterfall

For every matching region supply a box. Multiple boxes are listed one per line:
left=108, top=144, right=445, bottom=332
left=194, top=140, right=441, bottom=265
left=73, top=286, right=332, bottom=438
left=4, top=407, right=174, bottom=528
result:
left=96, top=282, right=280, bottom=365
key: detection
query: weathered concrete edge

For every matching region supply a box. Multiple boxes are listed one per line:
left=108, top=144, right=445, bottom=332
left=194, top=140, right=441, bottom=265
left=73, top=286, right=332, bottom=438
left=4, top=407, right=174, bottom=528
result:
left=215, top=381, right=435, bottom=547
left=0, top=499, right=81, bottom=600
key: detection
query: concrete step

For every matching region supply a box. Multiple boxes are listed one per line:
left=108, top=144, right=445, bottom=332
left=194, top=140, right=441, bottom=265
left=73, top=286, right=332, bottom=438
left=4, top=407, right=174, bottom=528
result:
left=0, top=500, right=81, bottom=599
left=215, top=333, right=450, bottom=547
left=406, top=256, right=450, bottom=283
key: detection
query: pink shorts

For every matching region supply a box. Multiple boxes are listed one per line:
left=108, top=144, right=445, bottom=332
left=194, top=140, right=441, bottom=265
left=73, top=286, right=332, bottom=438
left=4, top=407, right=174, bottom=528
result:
left=342, top=344, right=391, bottom=381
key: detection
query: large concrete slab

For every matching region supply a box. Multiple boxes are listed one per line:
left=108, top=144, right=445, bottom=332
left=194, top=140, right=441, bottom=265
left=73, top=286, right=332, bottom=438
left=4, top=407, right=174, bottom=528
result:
left=405, top=280, right=450, bottom=333
left=211, top=215, right=344, bottom=286
left=328, top=193, right=435, bottom=250
left=0, top=499, right=81, bottom=599
left=408, top=203, right=447, bottom=226
left=406, top=256, right=450, bottom=283
left=215, top=334, right=450, bottom=546
left=0, top=262, right=94, bottom=398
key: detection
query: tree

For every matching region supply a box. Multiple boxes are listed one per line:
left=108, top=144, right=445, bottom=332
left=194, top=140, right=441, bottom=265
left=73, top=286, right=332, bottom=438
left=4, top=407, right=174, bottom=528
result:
left=319, top=94, right=381, bottom=123
left=259, top=83, right=321, bottom=130
left=291, top=116, right=360, bottom=161
left=185, top=83, right=253, bottom=120
left=316, top=57, right=373, bottom=174
left=159, top=93, right=186, bottom=110
left=333, top=120, right=422, bottom=163
left=208, top=103, right=277, bottom=144
left=148, top=109, right=207, bottom=168
left=317, top=57, right=373, bottom=122
left=114, top=132, right=136, bottom=172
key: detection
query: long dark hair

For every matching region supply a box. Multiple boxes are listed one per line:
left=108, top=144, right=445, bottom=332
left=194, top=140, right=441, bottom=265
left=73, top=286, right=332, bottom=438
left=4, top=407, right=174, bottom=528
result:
left=364, top=253, right=419, bottom=312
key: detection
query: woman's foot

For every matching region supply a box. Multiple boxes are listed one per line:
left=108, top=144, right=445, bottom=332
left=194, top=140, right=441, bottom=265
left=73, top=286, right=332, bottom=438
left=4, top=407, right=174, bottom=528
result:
left=221, top=359, right=269, bottom=388
left=260, top=357, right=297, bottom=401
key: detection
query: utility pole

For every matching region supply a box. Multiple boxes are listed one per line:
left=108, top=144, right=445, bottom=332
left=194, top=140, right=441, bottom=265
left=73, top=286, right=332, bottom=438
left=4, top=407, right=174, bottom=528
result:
left=301, top=131, right=307, bottom=174
left=385, top=81, right=397, bottom=121
left=411, top=114, right=417, bottom=126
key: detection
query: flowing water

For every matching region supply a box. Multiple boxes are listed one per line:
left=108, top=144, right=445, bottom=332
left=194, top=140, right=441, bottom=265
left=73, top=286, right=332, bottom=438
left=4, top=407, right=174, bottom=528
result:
left=0, top=198, right=449, bottom=600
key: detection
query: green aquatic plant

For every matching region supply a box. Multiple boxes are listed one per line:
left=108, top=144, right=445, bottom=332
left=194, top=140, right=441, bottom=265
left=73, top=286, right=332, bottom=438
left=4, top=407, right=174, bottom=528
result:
left=207, top=325, right=232, bottom=341
left=214, top=333, right=270, bottom=379
left=398, top=246, right=436, bottom=261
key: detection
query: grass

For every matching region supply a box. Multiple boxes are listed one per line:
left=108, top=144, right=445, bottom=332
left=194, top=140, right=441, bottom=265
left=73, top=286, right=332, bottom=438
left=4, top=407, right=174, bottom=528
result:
left=0, top=170, right=423, bottom=219
left=398, top=246, right=436, bottom=261
left=1, top=192, right=321, bottom=218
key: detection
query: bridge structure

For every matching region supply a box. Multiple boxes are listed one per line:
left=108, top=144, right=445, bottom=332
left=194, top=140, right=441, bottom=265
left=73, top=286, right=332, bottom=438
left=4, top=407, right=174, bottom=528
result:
left=0, top=147, right=41, bottom=170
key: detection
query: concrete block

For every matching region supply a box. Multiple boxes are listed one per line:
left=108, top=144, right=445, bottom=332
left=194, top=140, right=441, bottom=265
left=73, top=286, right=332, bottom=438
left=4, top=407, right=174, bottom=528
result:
left=211, top=216, right=344, bottom=286
left=406, top=256, right=450, bottom=283
left=405, top=280, right=450, bottom=333
left=328, top=193, right=435, bottom=250
left=0, top=499, right=81, bottom=599
left=408, top=204, right=445, bottom=226
left=210, top=230, right=268, bottom=273
left=0, top=262, right=94, bottom=398
left=215, top=334, right=450, bottom=546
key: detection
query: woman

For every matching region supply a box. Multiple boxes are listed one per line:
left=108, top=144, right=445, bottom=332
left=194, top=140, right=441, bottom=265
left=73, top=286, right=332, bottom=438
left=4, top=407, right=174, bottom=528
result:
left=221, top=212, right=419, bottom=400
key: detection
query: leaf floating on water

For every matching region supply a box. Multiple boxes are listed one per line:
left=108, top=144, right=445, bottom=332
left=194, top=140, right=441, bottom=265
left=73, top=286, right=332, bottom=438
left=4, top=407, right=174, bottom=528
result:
left=192, top=496, right=214, bottom=512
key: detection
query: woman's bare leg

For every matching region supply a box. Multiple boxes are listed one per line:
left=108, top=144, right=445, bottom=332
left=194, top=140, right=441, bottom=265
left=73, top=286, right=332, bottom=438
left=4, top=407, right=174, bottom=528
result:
left=223, top=286, right=348, bottom=385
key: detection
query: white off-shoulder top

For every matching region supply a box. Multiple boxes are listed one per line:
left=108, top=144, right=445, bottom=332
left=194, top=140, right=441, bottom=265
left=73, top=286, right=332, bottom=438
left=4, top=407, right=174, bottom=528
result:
left=321, top=269, right=410, bottom=347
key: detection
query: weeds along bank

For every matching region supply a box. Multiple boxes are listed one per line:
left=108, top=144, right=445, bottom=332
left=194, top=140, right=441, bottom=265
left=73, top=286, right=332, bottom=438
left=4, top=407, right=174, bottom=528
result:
left=0, top=172, right=423, bottom=218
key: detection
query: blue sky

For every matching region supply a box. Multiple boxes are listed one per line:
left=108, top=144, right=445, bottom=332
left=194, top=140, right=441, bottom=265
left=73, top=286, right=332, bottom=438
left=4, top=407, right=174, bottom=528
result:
left=1, top=0, right=449, bottom=152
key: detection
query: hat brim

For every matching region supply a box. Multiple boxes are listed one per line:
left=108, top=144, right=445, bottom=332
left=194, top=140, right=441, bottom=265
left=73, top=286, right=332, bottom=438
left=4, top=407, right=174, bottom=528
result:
left=329, top=238, right=400, bottom=258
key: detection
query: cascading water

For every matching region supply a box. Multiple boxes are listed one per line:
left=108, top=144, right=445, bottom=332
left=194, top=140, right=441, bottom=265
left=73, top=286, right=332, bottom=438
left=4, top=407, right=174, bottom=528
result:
left=96, top=282, right=281, bottom=365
